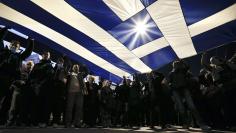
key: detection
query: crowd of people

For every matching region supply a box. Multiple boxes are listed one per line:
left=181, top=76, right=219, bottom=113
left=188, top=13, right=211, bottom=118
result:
left=0, top=27, right=236, bottom=131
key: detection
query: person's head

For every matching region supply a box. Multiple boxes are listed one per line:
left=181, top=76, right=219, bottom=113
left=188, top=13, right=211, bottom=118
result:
left=126, top=79, right=131, bottom=86
left=210, top=56, right=223, bottom=66
left=172, top=60, right=185, bottom=70
left=149, top=71, right=156, bottom=78
left=9, top=40, right=20, bottom=53
left=88, top=75, right=95, bottom=83
left=72, top=64, right=80, bottom=73
left=108, top=81, right=112, bottom=87
left=42, top=51, right=50, bottom=60
left=57, top=57, right=64, bottom=64
left=57, top=58, right=64, bottom=67
left=102, top=80, right=110, bottom=88
left=25, top=61, right=34, bottom=71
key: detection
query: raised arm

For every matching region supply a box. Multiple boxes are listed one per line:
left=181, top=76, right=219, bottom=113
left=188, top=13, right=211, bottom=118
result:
left=201, top=52, right=212, bottom=71
left=0, top=27, right=9, bottom=50
left=20, top=37, right=34, bottom=60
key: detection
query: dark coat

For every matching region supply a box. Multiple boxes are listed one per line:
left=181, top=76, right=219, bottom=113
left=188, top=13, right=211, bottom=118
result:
left=28, top=59, right=54, bottom=95
left=0, top=28, right=34, bottom=80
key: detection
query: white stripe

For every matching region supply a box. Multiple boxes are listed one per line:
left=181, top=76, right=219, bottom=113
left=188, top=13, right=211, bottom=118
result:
left=132, top=37, right=168, bottom=58
left=189, top=3, right=236, bottom=37
left=31, top=0, right=152, bottom=73
left=0, top=3, right=130, bottom=78
left=132, top=3, right=236, bottom=58
left=103, top=0, right=145, bottom=21
left=0, top=25, right=28, bottom=39
left=8, top=29, right=29, bottom=39
left=146, top=0, right=197, bottom=59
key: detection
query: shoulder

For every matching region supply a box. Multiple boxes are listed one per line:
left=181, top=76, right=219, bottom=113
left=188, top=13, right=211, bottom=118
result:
left=77, top=72, right=84, bottom=78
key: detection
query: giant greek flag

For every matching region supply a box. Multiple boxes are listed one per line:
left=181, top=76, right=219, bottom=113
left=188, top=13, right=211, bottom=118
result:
left=0, top=0, right=235, bottom=83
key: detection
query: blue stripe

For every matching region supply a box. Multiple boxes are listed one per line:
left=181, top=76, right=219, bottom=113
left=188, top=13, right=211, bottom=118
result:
left=140, top=0, right=157, bottom=7
left=66, top=0, right=123, bottom=31
left=1, top=0, right=138, bottom=74
left=140, top=46, right=178, bottom=70
left=192, top=20, right=236, bottom=52
left=192, top=20, right=236, bottom=53
left=0, top=18, right=123, bottom=83
left=109, top=9, right=163, bottom=50
left=180, top=0, right=235, bottom=26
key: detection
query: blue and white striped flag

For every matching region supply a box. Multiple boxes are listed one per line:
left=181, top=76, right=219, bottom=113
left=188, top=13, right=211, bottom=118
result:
left=0, top=0, right=235, bottom=83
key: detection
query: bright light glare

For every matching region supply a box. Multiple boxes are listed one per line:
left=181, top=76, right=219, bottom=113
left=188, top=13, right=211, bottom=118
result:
left=116, top=14, right=158, bottom=49
left=134, top=22, right=148, bottom=35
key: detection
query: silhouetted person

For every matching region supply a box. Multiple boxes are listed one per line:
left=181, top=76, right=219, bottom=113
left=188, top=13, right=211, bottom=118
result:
left=168, top=60, right=211, bottom=131
left=100, top=80, right=113, bottom=127
left=51, top=58, right=68, bottom=127
left=28, top=51, right=54, bottom=127
left=116, top=76, right=130, bottom=127
left=0, top=27, right=34, bottom=124
left=128, top=76, right=141, bottom=127
left=6, top=61, right=34, bottom=126
left=84, top=76, right=99, bottom=127
left=148, top=71, right=173, bottom=129
left=65, top=64, right=87, bottom=128
left=202, top=52, right=236, bottom=129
